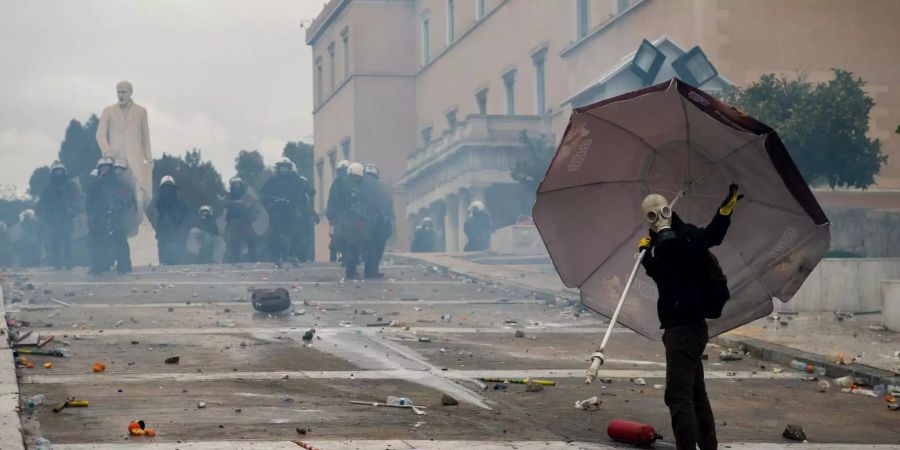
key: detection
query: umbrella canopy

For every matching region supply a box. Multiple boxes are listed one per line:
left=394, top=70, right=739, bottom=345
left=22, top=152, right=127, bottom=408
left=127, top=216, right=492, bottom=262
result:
left=533, top=78, right=830, bottom=341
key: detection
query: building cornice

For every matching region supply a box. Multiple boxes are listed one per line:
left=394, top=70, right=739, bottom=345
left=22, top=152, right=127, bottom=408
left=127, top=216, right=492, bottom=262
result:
left=559, top=0, right=651, bottom=58
left=306, top=0, right=351, bottom=46
left=312, top=72, right=415, bottom=115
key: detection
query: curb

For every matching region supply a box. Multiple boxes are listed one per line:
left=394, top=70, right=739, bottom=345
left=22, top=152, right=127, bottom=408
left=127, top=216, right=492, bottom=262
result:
left=0, top=283, right=26, bottom=450
left=712, top=334, right=900, bottom=387
left=388, top=253, right=580, bottom=304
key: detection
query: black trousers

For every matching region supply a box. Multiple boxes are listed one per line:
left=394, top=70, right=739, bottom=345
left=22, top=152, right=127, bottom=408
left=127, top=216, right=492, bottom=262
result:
left=663, top=321, right=717, bottom=450
left=46, top=226, right=72, bottom=268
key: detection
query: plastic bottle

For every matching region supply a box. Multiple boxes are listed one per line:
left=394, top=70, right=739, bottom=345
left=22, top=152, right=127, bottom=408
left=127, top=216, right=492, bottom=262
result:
left=54, top=348, right=73, bottom=358
left=35, top=437, right=52, bottom=450
left=26, top=394, right=45, bottom=411
left=790, top=360, right=826, bottom=377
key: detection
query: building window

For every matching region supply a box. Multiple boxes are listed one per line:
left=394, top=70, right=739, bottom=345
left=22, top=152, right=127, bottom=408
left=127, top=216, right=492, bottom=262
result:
left=315, top=56, right=323, bottom=105
left=617, top=0, right=630, bottom=13
left=446, top=108, right=458, bottom=129
left=446, top=0, right=455, bottom=44
left=475, top=88, right=488, bottom=114
left=502, top=69, right=516, bottom=115
left=422, top=126, right=433, bottom=145
left=315, top=159, right=325, bottom=211
left=532, top=48, right=547, bottom=115
left=340, top=137, right=351, bottom=161
left=341, top=28, right=350, bottom=80
left=327, top=42, right=336, bottom=92
left=422, top=17, right=431, bottom=64
left=475, top=0, right=485, bottom=20
left=327, top=150, right=337, bottom=177
left=576, top=0, right=589, bottom=38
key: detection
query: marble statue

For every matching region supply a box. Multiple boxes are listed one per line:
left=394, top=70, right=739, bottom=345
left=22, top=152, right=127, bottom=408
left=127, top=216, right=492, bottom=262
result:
left=96, top=81, right=154, bottom=205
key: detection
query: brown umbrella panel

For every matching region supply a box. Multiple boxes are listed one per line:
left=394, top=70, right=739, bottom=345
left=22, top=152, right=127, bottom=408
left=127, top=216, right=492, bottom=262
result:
left=533, top=79, right=830, bottom=341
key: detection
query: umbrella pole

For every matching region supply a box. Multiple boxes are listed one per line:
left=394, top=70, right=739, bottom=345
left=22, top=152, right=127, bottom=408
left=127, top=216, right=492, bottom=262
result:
left=585, top=249, right=646, bottom=384
left=585, top=191, right=684, bottom=385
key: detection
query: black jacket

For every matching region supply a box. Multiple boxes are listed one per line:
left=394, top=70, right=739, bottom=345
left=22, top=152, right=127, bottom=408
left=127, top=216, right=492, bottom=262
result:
left=641, top=212, right=731, bottom=329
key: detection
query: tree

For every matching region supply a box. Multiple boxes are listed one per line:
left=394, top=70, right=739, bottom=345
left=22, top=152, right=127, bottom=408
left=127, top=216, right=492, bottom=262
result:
left=511, top=130, right=555, bottom=192
left=234, top=149, right=273, bottom=191
left=153, top=149, right=226, bottom=214
left=58, top=115, right=102, bottom=187
left=28, top=166, right=52, bottom=199
left=282, top=141, right=315, bottom=182
left=723, top=70, right=887, bottom=189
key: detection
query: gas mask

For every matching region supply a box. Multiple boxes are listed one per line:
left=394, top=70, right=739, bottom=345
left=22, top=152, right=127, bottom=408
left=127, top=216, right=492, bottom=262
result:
left=641, top=194, right=672, bottom=233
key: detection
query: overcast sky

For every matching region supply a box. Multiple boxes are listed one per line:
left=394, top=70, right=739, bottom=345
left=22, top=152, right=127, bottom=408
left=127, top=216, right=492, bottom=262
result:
left=0, top=0, right=324, bottom=191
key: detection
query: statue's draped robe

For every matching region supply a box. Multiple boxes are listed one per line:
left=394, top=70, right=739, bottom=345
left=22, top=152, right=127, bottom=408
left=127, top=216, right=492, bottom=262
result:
left=96, top=102, right=154, bottom=206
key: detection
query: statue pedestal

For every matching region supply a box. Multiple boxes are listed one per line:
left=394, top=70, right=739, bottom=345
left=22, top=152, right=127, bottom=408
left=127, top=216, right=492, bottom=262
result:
left=129, top=221, right=159, bottom=267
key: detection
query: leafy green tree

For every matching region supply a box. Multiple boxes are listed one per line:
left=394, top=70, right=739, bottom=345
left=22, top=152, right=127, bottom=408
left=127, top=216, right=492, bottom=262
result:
left=153, top=149, right=226, bottom=214
left=511, top=130, right=555, bottom=192
left=723, top=70, right=886, bottom=189
left=28, top=166, right=52, bottom=199
left=58, top=115, right=102, bottom=187
left=282, top=141, right=315, bottom=182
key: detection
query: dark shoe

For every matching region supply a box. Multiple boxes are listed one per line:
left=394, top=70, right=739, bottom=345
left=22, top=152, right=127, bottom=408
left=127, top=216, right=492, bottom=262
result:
left=365, top=272, right=385, bottom=279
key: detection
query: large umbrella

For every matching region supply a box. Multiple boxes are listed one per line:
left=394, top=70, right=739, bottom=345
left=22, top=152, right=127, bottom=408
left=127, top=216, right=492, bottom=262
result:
left=533, top=79, right=830, bottom=359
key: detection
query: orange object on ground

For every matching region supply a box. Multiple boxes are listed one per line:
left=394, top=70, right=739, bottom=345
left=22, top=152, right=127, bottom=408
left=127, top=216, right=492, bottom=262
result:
left=144, top=428, right=156, bottom=437
left=130, top=428, right=145, bottom=436
left=93, top=361, right=106, bottom=372
left=43, top=362, right=53, bottom=369
left=26, top=362, right=35, bottom=369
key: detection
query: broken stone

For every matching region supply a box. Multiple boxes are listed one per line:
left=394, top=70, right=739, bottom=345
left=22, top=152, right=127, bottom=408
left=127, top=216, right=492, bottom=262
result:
left=782, top=424, right=807, bottom=441
left=574, top=396, right=601, bottom=410
left=526, top=381, right=544, bottom=392
left=441, top=394, right=459, bottom=406
left=514, top=330, right=525, bottom=338
left=164, top=356, right=180, bottom=364
left=197, top=402, right=206, bottom=408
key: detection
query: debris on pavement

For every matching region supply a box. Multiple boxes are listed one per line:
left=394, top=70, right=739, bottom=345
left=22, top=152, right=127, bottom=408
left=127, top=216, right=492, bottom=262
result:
left=607, top=419, right=661, bottom=446
left=164, top=356, right=180, bottom=364
left=43, top=362, right=52, bottom=369
left=25, top=394, right=45, bottom=411
left=653, top=384, right=665, bottom=390
left=790, top=360, right=826, bottom=376
left=818, top=380, right=830, bottom=392
left=128, top=420, right=156, bottom=437
left=514, top=330, right=525, bottom=338
left=525, top=380, right=544, bottom=392
left=53, top=399, right=89, bottom=413
left=92, top=361, right=106, bottom=372
left=826, top=351, right=854, bottom=365
left=631, top=377, right=646, bottom=386
left=834, top=375, right=857, bottom=387
left=574, top=396, right=601, bottom=410
left=782, top=424, right=807, bottom=441
left=842, top=386, right=879, bottom=397
left=441, top=393, right=459, bottom=406
left=479, top=377, right=556, bottom=386
left=719, top=350, right=743, bottom=361
left=251, top=288, right=291, bottom=313
left=216, top=319, right=236, bottom=327
left=197, top=401, right=207, bottom=408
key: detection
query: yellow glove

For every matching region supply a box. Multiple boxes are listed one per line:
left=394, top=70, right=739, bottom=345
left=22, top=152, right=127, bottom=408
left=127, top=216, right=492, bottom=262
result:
left=718, top=183, right=744, bottom=216
left=638, top=237, right=652, bottom=252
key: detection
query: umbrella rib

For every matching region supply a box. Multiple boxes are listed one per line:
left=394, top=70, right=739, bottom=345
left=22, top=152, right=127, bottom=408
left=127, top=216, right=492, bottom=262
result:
left=583, top=111, right=664, bottom=157
left=582, top=111, right=683, bottom=190
left=577, top=221, right=646, bottom=289
left=538, top=179, right=645, bottom=195
left=687, top=132, right=770, bottom=190
left=695, top=195, right=776, bottom=300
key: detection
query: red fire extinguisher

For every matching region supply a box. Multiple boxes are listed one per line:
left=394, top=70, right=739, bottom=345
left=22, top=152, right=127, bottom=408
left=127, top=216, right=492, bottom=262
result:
left=607, top=419, right=661, bottom=447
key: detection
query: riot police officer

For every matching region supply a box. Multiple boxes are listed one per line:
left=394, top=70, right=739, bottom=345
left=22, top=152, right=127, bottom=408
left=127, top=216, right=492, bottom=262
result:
left=224, top=177, right=260, bottom=263
left=326, top=160, right=350, bottom=262
left=37, top=161, right=82, bottom=269
left=260, top=158, right=307, bottom=268
left=149, top=175, right=189, bottom=265
left=86, top=157, right=136, bottom=274
left=463, top=201, right=492, bottom=251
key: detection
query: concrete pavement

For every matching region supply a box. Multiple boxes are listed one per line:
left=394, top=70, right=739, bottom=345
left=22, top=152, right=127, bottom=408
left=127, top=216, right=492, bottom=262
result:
left=3, top=261, right=900, bottom=448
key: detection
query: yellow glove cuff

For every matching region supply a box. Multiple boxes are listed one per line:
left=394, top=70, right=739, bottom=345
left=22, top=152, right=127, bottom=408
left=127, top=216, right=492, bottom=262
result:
left=719, top=194, right=738, bottom=216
